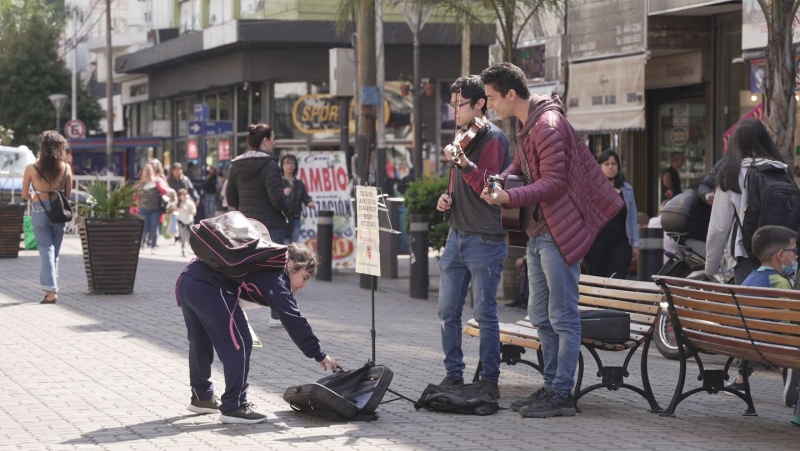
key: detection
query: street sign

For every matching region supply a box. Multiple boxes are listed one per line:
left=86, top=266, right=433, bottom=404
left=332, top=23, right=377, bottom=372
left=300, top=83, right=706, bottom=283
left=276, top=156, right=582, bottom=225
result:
left=188, top=121, right=206, bottom=135
left=193, top=103, right=209, bottom=121
left=206, top=120, right=234, bottom=136
left=188, top=120, right=234, bottom=136
left=64, top=119, right=86, bottom=139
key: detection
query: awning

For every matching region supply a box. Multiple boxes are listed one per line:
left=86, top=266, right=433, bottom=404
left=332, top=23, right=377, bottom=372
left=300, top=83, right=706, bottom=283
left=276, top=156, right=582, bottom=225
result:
left=528, top=83, right=557, bottom=96
left=566, top=54, right=646, bottom=132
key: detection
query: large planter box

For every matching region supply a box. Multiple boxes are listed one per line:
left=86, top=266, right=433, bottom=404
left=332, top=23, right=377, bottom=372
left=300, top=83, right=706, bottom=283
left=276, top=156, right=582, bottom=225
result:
left=79, top=217, right=144, bottom=294
left=0, top=203, right=25, bottom=258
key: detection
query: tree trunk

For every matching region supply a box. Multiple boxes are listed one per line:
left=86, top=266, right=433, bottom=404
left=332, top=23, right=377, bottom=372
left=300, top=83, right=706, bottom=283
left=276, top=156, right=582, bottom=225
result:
left=355, top=1, right=376, bottom=184
left=762, top=0, right=797, bottom=166
left=461, top=20, right=470, bottom=77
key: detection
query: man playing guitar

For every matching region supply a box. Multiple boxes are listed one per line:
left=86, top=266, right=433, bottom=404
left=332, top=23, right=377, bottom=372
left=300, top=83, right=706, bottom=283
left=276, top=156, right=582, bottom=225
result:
left=435, top=75, right=510, bottom=398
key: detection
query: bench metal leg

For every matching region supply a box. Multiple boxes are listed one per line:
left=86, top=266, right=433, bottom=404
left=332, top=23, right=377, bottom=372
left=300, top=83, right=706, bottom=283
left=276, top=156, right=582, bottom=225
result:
left=661, top=351, right=758, bottom=417
left=474, top=345, right=544, bottom=383
left=573, top=338, right=663, bottom=413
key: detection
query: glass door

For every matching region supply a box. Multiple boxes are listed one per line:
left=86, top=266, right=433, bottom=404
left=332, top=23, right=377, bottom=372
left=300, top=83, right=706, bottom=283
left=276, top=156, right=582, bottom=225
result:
left=657, top=101, right=707, bottom=200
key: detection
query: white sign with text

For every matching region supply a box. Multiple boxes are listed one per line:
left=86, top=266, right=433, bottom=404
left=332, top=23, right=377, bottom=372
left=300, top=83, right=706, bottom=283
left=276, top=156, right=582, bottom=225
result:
left=355, top=185, right=381, bottom=277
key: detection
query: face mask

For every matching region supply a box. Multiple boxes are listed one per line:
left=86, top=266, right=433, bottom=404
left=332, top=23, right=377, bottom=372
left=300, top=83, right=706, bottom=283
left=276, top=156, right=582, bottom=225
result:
left=781, top=259, right=798, bottom=277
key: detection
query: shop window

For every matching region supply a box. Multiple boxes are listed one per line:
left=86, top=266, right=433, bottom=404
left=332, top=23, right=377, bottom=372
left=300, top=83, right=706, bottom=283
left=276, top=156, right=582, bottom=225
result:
left=237, top=85, right=249, bottom=132
left=657, top=102, right=706, bottom=199
left=218, top=92, right=231, bottom=120
left=252, top=83, right=262, bottom=124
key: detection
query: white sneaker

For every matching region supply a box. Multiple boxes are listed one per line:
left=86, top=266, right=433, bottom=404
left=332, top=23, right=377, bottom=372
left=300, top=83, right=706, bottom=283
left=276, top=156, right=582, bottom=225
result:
left=268, top=317, right=282, bottom=328
left=150, top=248, right=157, bottom=255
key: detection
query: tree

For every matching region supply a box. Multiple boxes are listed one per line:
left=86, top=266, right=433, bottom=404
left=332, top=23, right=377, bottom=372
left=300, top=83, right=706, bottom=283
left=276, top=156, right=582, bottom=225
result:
left=0, top=0, right=103, bottom=149
left=757, top=0, right=800, bottom=164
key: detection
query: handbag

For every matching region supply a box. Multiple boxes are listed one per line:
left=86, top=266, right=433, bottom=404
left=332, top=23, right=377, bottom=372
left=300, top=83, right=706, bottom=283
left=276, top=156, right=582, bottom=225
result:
left=32, top=165, right=73, bottom=224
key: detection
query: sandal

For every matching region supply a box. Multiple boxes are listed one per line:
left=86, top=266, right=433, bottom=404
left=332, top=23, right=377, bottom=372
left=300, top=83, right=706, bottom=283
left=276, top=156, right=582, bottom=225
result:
left=40, top=297, right=57, bottom=304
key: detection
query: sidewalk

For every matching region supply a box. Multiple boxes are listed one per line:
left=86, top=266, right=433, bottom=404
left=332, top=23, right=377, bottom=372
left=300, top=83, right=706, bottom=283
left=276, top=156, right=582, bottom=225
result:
left=0, top=234, right=797, bottom=450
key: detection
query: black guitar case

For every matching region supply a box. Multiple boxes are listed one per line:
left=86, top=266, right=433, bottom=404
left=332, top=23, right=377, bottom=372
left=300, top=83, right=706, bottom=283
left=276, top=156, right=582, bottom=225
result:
left=283, top=363, right=393, bottom=421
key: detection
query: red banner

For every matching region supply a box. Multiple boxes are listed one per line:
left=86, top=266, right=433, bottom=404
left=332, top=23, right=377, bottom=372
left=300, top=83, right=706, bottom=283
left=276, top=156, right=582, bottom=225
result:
left=722, top=102, right=764, bottom=153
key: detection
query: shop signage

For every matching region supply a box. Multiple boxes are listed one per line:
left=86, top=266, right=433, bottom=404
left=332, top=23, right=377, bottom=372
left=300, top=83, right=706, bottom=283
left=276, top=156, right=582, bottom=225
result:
left=646, top=52, right=704, bottom=89
left=649, top=0, right=731, bottom=15
left=291, top=151, right=356, bottom=269
left=749, top=59, right=800, bottom=93
left=121, top=77, right=149, bottom=105
left=292, top=94, right=390, bottom=135
left=566, top=54, right=646, bottom=131
left=568, top=0, right=646, bottom=60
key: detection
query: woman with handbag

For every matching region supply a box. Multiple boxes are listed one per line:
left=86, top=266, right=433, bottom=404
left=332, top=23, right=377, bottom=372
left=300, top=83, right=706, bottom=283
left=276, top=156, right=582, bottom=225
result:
left=21, top=130, right=73, bottom=304
left=135, top=164, right=170, bottom=254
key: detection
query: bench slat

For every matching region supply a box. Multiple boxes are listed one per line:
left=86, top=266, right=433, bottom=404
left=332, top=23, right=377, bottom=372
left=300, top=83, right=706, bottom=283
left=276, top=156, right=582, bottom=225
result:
left=579, top=294, right=660, bottom=315
left=670, top=294, right=800, bottom=322
left=579, top=274, right=661, bottom=292
left=464, top=325, right=543, bottom=350
left=671, top=284, right=800, bottom=309
left=579, top=284, right=662, bottom=302
left=685, top=330, right=800, bottom=359
left=656, top=275, right=800, bottom=301
left=680, top=316, right=800, bottom=348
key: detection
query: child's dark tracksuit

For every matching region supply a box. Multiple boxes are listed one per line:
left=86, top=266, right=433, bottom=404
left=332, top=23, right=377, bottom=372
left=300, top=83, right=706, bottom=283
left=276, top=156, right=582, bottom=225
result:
left=176, top=260, right=326, bottom=413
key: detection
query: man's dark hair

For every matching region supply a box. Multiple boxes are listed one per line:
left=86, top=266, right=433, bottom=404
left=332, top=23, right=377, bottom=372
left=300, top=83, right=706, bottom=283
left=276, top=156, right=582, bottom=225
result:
left=450, top=75, right=487, bottom=114
left=751, top=225, right=796, bottom=263
left=480, top=62, right=530, bottom=100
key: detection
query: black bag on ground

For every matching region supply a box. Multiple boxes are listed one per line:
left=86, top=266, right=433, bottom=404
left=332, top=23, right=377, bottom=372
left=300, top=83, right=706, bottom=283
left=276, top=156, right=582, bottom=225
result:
left=741, top=164, right=800, bottom=265
left=580, top=309, right=630, bottom=343
left=189, top=211, right=287, bottom=303
left=415, top=383, right=499, bottom=415
left=283, top=364, right=393, bottom=421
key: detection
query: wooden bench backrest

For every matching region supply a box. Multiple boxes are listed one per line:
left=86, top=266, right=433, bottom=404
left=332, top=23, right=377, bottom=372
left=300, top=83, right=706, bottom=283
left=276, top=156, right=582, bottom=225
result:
left=578, top=275, right=662, bottom=342
left=654, top=275, right=800, bottom=368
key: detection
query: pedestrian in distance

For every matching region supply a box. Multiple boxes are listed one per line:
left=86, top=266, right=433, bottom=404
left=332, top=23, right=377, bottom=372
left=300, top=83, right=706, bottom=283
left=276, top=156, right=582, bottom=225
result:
left=173, top=188, right=196, bottom=257
left=167, top=162, right=199, bottom=203
left=435, top=75, right=510, bottom=399
left=584, top=150, right=640, bottom=279
left=226, top=123, right=291, bottom=328
left=479, top=62, right=623, bottom=418
left=175, top=243, right=340, bottom=424
left=280, top=154, right=315, bottom=244
left=204, top=166, right=220, bottom=220
left=135, top=164, right=170, bottom=254
left=21, top=130, right=72, bottom=304
left=662, top=151, right=685, bottom=201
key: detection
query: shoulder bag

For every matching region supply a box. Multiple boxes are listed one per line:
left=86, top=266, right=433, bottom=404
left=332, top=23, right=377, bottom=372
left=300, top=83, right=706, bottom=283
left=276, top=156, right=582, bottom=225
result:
left=32, top=165, right=73, bottom=224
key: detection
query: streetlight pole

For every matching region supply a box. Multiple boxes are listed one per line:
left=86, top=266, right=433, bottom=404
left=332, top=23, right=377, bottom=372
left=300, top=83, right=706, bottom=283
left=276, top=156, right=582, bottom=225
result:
left=48, top=94, right=69, bottom=132
left=105, top=0, right=114, bottom=174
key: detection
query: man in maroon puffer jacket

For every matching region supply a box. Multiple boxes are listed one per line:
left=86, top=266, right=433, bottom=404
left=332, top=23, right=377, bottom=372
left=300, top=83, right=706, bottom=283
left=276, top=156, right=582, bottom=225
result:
left=480, top=62, right=623, bottom=418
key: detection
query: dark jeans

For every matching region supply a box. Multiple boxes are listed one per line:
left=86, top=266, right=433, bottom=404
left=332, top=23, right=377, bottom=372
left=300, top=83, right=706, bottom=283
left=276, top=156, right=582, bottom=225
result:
left=584, top=236, right=632, bottom=279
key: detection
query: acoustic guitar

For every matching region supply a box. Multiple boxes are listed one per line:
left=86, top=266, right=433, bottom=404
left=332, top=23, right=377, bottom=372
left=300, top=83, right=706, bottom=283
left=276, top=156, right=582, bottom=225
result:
left=499, top=175, right=528, bottom=248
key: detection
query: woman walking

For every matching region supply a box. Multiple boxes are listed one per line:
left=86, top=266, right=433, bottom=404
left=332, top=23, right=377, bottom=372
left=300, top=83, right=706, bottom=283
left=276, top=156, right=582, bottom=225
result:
left=280, top=154, right=315, bottom=244
left=21, top=131, right=72, bottom=304
left=136, top=164, right=170, bottom=254
left=584, top=150, right=640, bottom=279
left=174, top=188, right=196, bottom=257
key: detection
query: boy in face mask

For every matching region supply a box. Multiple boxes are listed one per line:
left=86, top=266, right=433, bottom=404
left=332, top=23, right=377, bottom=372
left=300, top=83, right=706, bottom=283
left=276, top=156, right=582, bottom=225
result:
left=726, top=225, right=797, bottom=394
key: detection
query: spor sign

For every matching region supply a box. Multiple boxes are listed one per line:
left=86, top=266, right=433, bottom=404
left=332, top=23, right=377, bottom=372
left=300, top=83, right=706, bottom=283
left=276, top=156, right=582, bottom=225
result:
left=291, top=94, right=390, bottom=134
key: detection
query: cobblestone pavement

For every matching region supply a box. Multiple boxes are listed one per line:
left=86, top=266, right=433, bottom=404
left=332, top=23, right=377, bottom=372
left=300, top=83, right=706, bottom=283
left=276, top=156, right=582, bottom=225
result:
left=0, top=235, right=797, bottom=450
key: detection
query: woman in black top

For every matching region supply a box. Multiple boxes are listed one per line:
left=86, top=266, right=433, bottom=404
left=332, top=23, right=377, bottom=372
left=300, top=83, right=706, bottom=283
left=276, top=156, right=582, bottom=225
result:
left=204, top=166, right=219, bottom=219
left=280, top=154, right=315, bottom=244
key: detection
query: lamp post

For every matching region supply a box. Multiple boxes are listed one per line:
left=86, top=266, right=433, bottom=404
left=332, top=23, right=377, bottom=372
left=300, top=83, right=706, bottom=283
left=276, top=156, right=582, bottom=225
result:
left=48, top=93, right=69, bottom=132
left=398, top=0, right=432, bottom=181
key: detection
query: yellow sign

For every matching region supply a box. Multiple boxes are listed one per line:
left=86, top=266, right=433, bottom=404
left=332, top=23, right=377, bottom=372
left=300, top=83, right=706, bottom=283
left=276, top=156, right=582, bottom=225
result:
left=291, top=94, right=390, bottom=135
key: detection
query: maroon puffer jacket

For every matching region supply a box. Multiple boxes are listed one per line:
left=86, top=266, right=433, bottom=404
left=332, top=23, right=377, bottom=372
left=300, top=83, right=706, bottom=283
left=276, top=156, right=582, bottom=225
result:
left=502, top=97, right=623, bottom=265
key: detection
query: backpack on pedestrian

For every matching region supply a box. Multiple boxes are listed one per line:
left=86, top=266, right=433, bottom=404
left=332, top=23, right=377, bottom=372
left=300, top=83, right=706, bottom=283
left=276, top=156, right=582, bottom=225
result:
left=740, top=164, right=800, bottom=265
left=414, top=382, right=500, bottom=415
left=189, top=211, right=287, bottom=304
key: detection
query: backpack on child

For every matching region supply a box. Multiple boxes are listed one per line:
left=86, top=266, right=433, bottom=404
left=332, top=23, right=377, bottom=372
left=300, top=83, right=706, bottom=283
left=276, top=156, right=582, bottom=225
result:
left=740, top=164, right=800, bottom=265
left=188, top=211, right=287, bottom=304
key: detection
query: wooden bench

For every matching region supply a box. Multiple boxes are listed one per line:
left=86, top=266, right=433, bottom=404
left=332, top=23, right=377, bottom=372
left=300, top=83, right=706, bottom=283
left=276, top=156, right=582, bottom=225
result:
left=653, top=275, right=800, bottom=417
left=463, top=275, right=663, bottom=412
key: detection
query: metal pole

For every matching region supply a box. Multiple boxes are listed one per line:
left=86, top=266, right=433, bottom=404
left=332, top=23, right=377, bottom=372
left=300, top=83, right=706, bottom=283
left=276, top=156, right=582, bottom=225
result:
left=316, top=210, right=334, bottom=281
left=105, top=0, right=114, bottom=174
left=409, top=213, right=428, bottom=299
left=71, top=16, right=77, bottom=121
left=55, top=110, right=60, bottom=132
left=412, top=30, right=422, bottom=181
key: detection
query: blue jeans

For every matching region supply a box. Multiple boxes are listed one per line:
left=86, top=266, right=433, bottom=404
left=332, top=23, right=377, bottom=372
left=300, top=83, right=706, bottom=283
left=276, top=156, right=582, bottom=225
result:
left=31, top=201, right=65, bottom=292
left=204, top=194, right=218, bottom=219
left=527, top=233, right=582, bottom=398
left=437, top=229, right=507, bottom=382
left=267, top=227, right=285, bottom=245
left=139, top=208, right=161, bottom=249
left=286, top=218, right=301, bottom=244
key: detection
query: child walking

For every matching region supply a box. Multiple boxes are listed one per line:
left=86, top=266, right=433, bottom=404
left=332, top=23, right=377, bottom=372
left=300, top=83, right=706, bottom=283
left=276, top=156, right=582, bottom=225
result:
left=174, top=188, right=196, bottom=257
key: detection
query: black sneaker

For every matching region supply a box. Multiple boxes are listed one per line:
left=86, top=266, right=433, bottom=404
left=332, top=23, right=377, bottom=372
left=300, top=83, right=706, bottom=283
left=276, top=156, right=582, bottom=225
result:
left=440, top=375, right=464, bottom=386
left=219, top=402, right=266, bottom=424
left=518, top=392, right=576, bottom=418
left=510, top=386, right=552, bottom=412
left=784, top=368, right=800, bottom=407
left=722, top=379, right=747, bottom=395
left=187, top=395, right=220, bottom=414
left=479, top=379, right=500, bottom=399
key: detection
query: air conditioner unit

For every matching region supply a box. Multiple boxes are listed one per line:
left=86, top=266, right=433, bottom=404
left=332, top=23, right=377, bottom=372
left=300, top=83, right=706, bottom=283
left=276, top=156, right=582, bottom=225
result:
left=330, top=48, right=356, bottom=97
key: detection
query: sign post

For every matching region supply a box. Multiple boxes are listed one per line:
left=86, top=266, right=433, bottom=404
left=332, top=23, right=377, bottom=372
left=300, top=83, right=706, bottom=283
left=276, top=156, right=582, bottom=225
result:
left=64, top=119, right=86, bottom=139
left=187, top=118, right=234, bottom=178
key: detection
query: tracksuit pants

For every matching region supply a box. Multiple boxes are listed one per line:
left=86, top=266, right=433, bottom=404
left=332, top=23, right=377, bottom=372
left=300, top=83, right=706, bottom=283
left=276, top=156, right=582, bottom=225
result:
left=176, top=274, right=253, bottom=413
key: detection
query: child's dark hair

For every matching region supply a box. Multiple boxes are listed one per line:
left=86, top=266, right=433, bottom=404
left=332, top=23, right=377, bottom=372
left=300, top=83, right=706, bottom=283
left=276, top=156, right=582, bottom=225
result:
left=287, top=243, right=319, bottom=276
left=450, top=75, right=488, bottom=114
left=751, top=225, right=796, bottom=263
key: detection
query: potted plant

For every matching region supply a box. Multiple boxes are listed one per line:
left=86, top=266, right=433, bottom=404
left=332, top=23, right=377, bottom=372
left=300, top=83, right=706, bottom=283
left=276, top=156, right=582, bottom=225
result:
left=397, top=74, right=412, bottom=96
left=76, top=179, right=143, bottom=294
left=422, top=78, right=436, bottom=97
left=0, top=202, right=25, bottom=258
left=0, top=144, right=32, bottom=258
left=403, top=176, right=449, bottom=253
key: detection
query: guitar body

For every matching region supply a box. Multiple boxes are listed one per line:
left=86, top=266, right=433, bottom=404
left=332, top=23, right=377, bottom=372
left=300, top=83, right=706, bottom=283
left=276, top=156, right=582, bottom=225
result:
left=499, top=175, right=528, bottom=247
